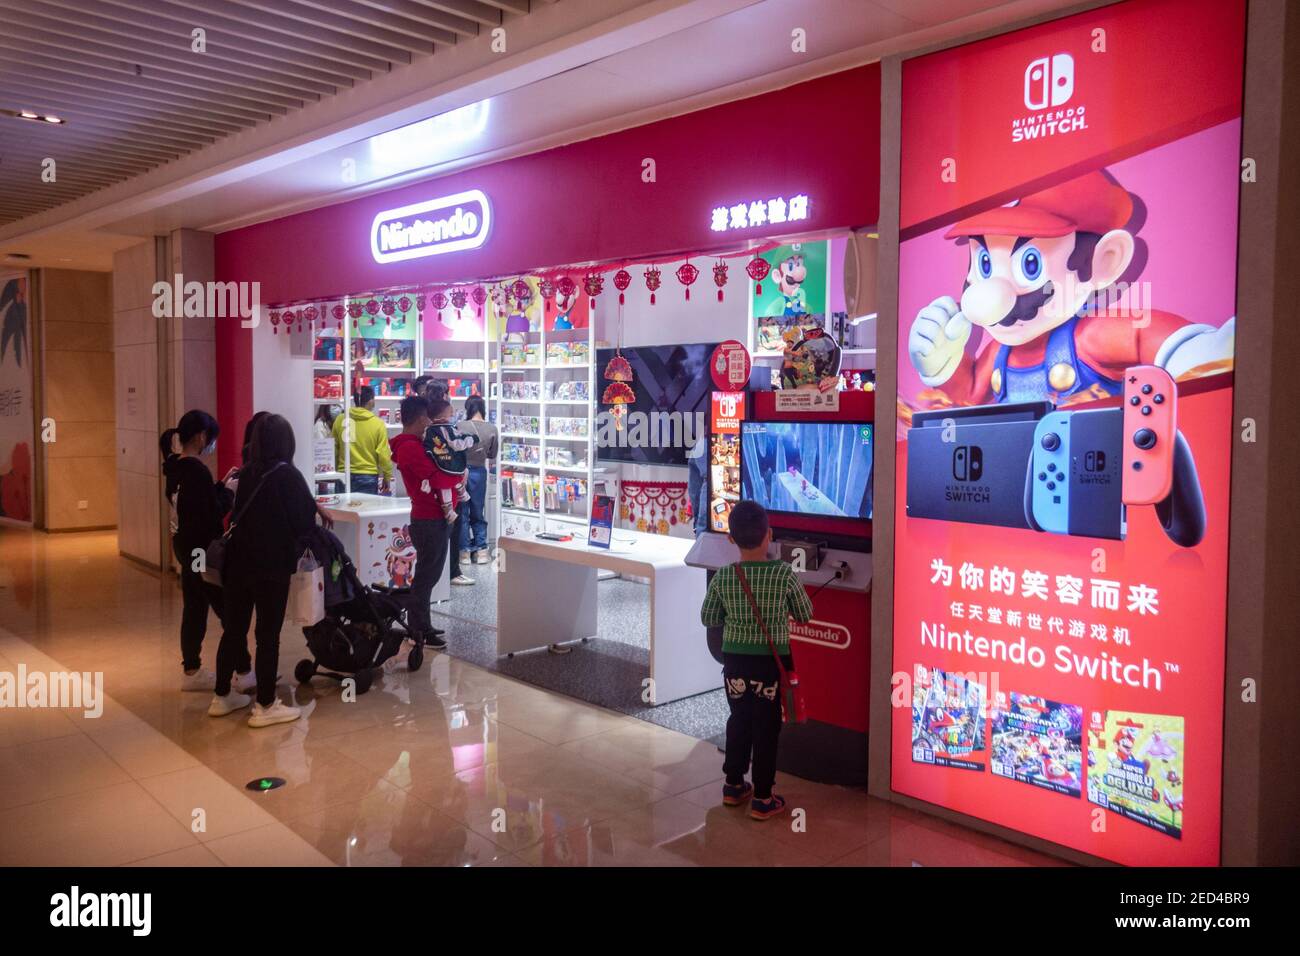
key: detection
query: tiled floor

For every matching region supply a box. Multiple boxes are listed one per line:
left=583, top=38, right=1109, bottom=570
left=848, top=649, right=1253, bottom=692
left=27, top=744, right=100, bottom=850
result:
left=0, top=528, right=1066, bottom=867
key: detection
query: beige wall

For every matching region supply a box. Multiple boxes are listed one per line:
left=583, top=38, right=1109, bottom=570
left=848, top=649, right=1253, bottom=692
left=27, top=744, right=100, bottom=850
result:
left=113, top=230, right=219, bottom=569
left=113, top=239, right=164, bottom=567
left=37, top=269, right=116, bottom=531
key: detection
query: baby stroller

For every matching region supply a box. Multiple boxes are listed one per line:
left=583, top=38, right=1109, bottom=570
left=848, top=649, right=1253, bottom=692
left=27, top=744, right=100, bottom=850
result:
left=295, top=528, right=429, bottom=695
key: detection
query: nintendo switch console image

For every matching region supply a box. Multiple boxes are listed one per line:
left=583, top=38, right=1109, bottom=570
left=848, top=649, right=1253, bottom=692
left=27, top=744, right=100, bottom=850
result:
left=1027, top=407, right=1126, bottom=541
left=905, top=368, right=1205, bottom=547
left=907, top=402, right=1051, bottom=530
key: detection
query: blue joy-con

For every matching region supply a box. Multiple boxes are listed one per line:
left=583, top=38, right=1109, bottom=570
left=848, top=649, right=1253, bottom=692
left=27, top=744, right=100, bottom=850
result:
left=1031, top=411, right=1072, bottom=534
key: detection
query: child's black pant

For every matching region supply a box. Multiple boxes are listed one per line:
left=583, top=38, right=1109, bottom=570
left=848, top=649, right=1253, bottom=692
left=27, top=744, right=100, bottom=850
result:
left=722, top=652, right=792, bottom=800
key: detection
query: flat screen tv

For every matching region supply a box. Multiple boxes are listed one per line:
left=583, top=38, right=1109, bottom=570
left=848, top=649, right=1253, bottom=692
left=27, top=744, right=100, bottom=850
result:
left=595, top=343, right=718, bottom=466
left=740, top=420, right=873, bottom=520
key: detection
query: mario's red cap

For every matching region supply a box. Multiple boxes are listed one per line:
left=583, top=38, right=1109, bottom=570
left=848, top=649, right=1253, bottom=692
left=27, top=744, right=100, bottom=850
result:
left=945, top=171, right=1133, bottom=240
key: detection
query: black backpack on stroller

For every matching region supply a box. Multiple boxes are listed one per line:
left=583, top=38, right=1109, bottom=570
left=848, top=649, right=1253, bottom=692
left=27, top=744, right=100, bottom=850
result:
left=295, top=527, right=427, bottom=694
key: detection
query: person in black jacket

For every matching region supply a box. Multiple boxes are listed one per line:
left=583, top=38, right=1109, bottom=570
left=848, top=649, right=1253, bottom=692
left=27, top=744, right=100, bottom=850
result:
left=162, top=411, right=253, bottom=692
left=209, top=413, right=320, bottom=727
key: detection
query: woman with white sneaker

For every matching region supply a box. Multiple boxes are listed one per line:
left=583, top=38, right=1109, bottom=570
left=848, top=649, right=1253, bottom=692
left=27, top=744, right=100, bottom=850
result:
left=208, top=414, right=322, bottom=727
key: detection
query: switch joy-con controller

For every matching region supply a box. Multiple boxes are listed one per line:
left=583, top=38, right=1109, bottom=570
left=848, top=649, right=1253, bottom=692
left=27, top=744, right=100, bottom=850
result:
left=1122, top=365, right=1176, bottom=505
left=1030, top=411, right=1073, bottom=533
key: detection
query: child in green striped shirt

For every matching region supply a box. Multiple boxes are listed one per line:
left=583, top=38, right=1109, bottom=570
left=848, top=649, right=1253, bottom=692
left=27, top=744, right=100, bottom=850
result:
left=701, top=501, right=813, bottom=819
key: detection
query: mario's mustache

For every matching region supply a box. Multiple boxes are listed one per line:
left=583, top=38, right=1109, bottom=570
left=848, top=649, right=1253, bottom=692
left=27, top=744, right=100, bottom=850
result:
left=963, top=280, right=1056, bottom=327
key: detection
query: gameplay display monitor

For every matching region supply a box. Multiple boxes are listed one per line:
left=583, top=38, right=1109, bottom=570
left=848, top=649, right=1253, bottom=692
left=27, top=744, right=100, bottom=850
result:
left=740, top=420, right=873, bottom=520
left=596, top=343, right=718, bottom=466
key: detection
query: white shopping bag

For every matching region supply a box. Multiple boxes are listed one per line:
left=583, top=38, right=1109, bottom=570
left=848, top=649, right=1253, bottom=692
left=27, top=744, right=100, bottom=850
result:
left=289, top=549, right=325, bottom=626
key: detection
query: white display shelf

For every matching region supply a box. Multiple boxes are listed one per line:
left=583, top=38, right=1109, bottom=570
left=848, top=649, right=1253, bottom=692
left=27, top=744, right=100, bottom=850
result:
left=500, top=461, right=540, bottom=470
left=313, top=361, right=344, bottom=369
left=362, top=366, right=416, bottom=374
left=313, top=397, right=345, bottom=405
left=502, top=506, right=542, bottom=518
left=500, top=431, right=541, bottom=440
left=494, top=309, right=596, bottom=539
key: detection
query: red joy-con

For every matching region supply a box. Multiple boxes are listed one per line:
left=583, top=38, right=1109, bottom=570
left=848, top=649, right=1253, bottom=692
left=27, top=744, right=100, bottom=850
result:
left=1121, top=365, right=1177, bottom=505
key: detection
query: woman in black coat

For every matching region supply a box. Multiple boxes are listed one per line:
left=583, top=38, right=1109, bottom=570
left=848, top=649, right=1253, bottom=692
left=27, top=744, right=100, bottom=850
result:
left=161, top=410, right=253, bottom=691
left=208, top=414, right=320, bottom=727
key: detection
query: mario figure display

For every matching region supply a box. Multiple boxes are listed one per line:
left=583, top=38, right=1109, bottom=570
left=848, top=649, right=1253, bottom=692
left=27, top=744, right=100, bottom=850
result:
left=908, top=170, right=1235, bottom=406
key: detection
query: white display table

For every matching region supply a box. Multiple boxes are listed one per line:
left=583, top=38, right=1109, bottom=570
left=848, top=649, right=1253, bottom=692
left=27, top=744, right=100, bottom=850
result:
left=318, top=493, right=449, bottom=602
left=496, top=529, right=716, bottom=705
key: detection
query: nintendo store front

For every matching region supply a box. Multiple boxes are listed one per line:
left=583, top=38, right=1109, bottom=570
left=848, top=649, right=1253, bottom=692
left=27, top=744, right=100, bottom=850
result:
left=215, top=65, right=882, bottom=781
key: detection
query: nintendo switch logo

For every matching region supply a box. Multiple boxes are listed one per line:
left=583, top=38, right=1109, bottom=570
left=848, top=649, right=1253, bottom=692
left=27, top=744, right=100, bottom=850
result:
left=1024, top=53, right=1074, bottom=110
left=1084, top=450, right=1107, bottom=472
left=952, top=446, right=984, bottom=482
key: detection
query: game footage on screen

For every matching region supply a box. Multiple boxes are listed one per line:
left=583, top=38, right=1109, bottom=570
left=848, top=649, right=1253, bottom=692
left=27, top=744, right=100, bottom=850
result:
left=740, top=421, right=873, bottom=520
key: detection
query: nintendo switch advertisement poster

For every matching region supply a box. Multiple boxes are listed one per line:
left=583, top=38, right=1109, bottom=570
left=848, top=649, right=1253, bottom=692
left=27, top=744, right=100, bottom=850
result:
left=890, top=0, right=1242, bottom=866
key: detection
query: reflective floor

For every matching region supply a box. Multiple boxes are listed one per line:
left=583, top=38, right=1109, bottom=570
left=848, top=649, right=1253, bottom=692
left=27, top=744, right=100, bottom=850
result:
left=0, top=529, right=1066, bottom=867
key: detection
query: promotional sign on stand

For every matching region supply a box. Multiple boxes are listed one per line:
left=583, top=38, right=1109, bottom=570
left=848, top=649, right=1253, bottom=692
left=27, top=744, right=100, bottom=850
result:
left=710, top=340, right=751, bottom=391
left=891, top=0, right=1244, bottom=866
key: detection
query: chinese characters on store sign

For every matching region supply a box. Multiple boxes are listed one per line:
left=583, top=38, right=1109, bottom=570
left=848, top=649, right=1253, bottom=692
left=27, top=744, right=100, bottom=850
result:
left=709, top=194, right=810, bottom=232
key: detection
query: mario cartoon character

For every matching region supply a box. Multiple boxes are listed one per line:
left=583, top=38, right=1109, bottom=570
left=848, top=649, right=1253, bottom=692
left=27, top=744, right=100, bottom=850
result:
left=908, top=170, right=1235, bottom=405
left=1110, top=726, right=1150, bottom=774
left=771, top=253, right=809, bottom=317
left=553, top=279, right=577, bottom=331
left=1041, top=755, right=1077, bottom=788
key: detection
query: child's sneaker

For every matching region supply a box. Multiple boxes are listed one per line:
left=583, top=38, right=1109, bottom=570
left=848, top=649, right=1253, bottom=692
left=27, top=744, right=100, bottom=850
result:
left=749, top=794, right=787, bottom=820
left=722, top=781, right=753, bottom=806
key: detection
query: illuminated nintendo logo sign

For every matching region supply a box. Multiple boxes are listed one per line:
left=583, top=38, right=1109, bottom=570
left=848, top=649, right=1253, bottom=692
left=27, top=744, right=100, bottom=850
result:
left=790, top=619, right=852, bottom=650
left=370, top=189, right=491, bottom=264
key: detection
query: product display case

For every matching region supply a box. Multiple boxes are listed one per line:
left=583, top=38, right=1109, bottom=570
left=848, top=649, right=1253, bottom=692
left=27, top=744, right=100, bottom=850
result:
left=494, top=279, right=596, bottom=539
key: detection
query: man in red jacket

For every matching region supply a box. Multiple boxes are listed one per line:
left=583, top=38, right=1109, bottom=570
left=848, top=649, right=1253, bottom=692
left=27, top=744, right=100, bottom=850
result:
left=391, top=395, right=461, bottom=650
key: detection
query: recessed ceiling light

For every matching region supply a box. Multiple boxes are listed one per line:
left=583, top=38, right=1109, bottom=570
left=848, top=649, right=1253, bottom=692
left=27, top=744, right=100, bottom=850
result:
left=43, top=115, right=63, bottom=124
left=19, top=110, right=37, bottom=119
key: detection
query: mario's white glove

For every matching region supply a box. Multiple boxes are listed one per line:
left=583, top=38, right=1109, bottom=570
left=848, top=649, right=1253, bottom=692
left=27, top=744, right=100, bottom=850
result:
left=909, top=295, right=971, bottom=387
left=1156, top=318, right=1235, bottom=380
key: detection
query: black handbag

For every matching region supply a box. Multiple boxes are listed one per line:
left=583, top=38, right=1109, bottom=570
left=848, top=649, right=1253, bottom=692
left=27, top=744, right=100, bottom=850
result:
left=202, top=463, right=283, bottom=587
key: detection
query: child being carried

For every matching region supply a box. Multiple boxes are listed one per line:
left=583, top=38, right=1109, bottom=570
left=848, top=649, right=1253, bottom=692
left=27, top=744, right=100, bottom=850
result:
left=423, top=398, right=479, bottom=521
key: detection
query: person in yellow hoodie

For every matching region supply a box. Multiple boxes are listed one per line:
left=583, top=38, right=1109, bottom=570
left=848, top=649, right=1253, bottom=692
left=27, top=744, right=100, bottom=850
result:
left=333, top=385, right=393, bottom=495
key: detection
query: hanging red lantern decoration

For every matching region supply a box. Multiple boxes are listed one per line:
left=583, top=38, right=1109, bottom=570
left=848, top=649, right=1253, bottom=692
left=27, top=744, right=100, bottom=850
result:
left=347, top=301, right=362, bottom=329
left=431, top=290, right=448, bottom=322
left=583, top=272, right=604, bottom=308
left=556, top=275, right=577, bottom=306
left=397, top=295, right=412, bottom=315
left=450, top=288, right=468, bottom=318
left=381, top=297, right=395, bottom=329
left=612, top=269, right=632, bottom=305
left=676, top=261, right=699, bottom=301
left=415, top=292, right=427, bottom=314
left=365, top=298, right=379, bottom=316
left=269, top=310, right=281, bottom=335
left=471, top=285, right=487, bottom=318
left=644, top=266, right=662, bottom=305
left=745, top=255, right=770, bottom=296
left=712, top=260, right=729, bottom=302
left=331, top=303, right=345, bottom=332
left=303, top=304, right=318, bottom=332
left=539, top=277, right=555, bottom=313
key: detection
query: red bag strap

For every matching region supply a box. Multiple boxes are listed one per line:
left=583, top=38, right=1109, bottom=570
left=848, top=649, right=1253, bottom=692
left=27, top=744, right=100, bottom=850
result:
left=733, top=563, right=788, bottom=680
